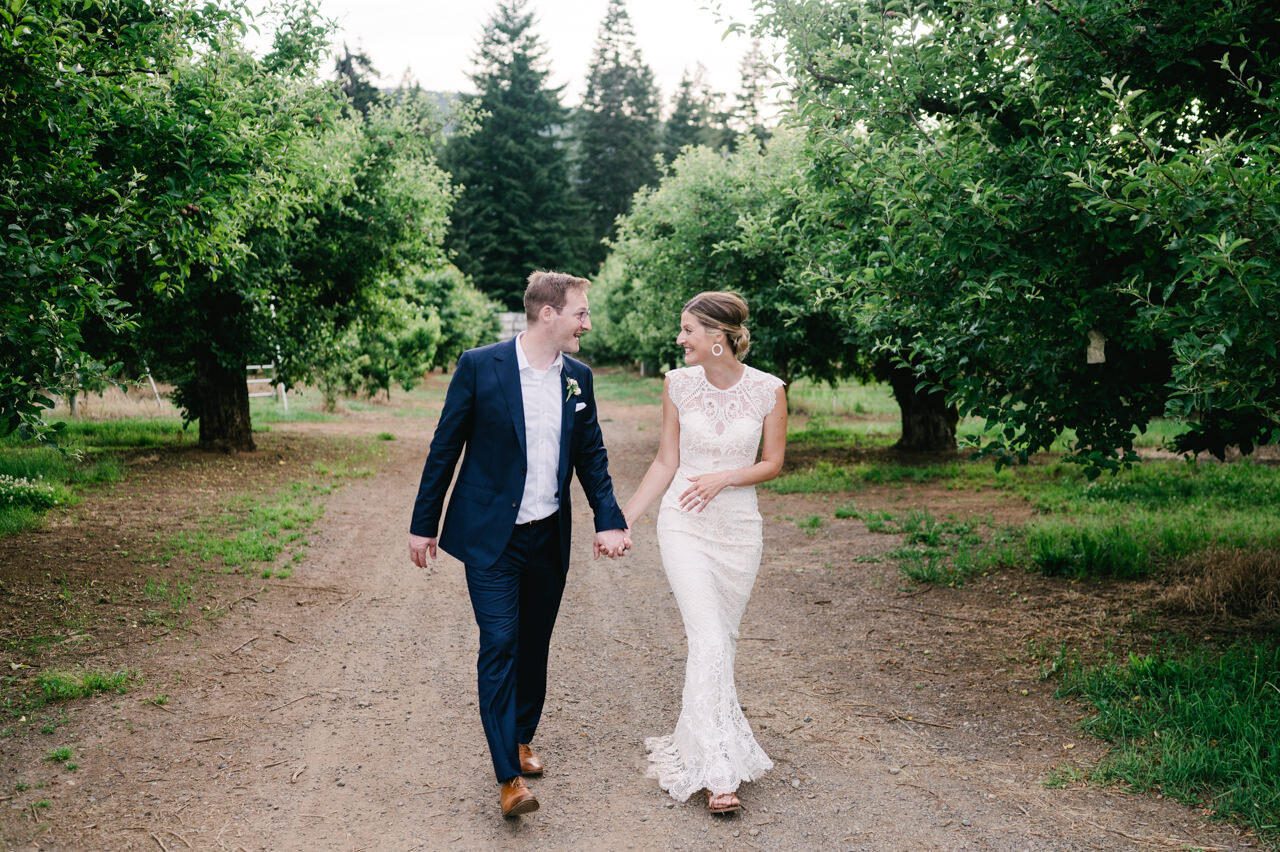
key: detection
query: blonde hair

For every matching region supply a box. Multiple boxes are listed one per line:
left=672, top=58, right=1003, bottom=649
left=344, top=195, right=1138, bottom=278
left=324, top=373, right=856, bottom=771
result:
left=683, top=291, right=751, bottom=358
left=524, top=271, right=591, bottom=321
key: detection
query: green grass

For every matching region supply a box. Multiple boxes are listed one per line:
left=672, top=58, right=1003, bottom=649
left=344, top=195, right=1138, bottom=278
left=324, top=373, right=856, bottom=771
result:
left=311, top=460, right=374, bottom=479
left=162, top=481, right=327, bottom=573
left=766, top=460, right=862, bottom=493
left=43, top=746, right=73, bottom=763
left=1016, top=461, right=1280, bottom=579
left=786, top=378, right=1191, bottom=454
left=37, top=670, right=132, bottom=701
left=842, top=506, right=993, bottom=586
left=774, top=449, right=1280, bottom=585
left=0, top=417, right=190, bottom=452
left=1055, top=641, right=1280, bottom=842
left=143, top=576, right=193, bottom=611
left=786, top=420, right=898, bottom=451
left=25, top=670, right=134, bottom=711
left=788, top=379, right=899, bottom=417
left=61, top=418, right=186, bottom=448
left=766, top=459, right=965, bottom=494
left=861, top=463, right=961, bottom=485
left=249, top=393, right=338, bottom=423
left=796, top=514, right=824, bottom=534
left=0, top=417, right=190, bottom=535
left=592, top=370, right=665, bottom=406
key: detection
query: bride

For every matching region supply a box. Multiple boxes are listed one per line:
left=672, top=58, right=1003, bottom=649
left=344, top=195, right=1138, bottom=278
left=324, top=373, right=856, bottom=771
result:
left=622, top=291, right=787, bottom=814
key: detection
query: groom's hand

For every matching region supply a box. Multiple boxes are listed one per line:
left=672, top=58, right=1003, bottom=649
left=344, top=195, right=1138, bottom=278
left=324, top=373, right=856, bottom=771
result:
left=593, top=528, right=628, bottom=560
left=409, top=533, right=437, bottom=568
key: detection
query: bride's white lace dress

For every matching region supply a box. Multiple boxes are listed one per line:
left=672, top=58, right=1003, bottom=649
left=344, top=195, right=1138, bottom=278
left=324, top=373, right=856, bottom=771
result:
left=645, top=364, right=784, bottom=801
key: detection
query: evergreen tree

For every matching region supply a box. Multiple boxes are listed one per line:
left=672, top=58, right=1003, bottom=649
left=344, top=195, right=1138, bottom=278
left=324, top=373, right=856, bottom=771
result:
left=733, top=38, right=772, bottom=143
left=662, top=65, right=733, bottom=162
left=575, top=0, right=662, bottom=268
left=443, top=0, right=582, bottom=307
left=334, top=45, right=382, bottom=116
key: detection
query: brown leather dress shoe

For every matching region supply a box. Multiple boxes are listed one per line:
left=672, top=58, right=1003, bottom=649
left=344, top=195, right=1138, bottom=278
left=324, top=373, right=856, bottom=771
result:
left=518, top=743, right=544, bottom=776
left=500, top=777, right=538, bottom=817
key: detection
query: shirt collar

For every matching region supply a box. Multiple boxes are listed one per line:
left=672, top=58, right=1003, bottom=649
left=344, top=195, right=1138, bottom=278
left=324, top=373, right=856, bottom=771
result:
left=515, top=333, right=563, bottom=374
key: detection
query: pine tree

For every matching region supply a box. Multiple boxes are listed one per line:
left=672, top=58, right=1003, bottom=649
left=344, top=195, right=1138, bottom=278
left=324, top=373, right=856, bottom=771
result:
left=575, top=0, right=662, bottom=268
left=663, top=70, right=703, bottom=163
left=443, top=0, right=583, bottom=307
left=733, top=38, right=773, bottom=144
left=662, top=65, right=733, bottom=162
left=334, top=45, right=382, bottom=116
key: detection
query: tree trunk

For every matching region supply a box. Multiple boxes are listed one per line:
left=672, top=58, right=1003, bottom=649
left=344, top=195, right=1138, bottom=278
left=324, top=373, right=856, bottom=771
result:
left=195, top=354, right=255, bottom=452
left=886, top=363, right=958, bottom=452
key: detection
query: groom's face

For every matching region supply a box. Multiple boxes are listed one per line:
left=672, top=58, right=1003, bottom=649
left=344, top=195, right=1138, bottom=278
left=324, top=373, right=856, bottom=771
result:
left=552, top=287, right=591, bottom=354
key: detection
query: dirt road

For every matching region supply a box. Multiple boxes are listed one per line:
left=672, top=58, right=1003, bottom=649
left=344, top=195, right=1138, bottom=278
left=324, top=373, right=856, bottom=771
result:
left=1, top=391, right=1253, bottom=850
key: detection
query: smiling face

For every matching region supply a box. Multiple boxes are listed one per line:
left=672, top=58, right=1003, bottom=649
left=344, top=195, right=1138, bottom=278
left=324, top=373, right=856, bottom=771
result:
left=676, top=311, right=723, bottom=365
left=549, top=286, right=591, bottom=354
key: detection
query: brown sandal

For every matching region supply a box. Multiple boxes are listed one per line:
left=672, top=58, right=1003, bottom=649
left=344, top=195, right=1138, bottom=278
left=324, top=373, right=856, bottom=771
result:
left=706, top=789, right=741, bottom=814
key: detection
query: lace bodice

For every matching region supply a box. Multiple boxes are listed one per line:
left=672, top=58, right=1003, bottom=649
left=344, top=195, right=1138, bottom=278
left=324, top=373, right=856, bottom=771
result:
left=666, top=365, right=784, bottom=478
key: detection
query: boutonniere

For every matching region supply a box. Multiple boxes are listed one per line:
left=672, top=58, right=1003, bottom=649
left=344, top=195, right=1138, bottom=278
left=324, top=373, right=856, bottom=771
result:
left=564, top=377, right=581, bottom=402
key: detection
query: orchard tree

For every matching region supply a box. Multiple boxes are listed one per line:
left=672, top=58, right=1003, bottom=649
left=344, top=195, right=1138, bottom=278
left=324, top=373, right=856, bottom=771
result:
left=443, top=0, right=583, bottom=308
left=110, top=19, right=454, bottom=450
left=0, top=0, right=247, bottom=442
left=761, top=0, right=1280, bottom=467
left=575, top=0, right=662, bottom=268
left=347, top=298, right=443, bottom=402
left=596, top=131, right=867, bottom=392
left=399, top=265, right=500, bottom=369
left=3, top=0, right=457, bottom=450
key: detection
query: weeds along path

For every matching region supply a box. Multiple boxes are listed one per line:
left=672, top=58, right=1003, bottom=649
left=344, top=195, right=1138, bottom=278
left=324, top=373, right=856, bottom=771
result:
left=4, top=384, right=1250, bottom=850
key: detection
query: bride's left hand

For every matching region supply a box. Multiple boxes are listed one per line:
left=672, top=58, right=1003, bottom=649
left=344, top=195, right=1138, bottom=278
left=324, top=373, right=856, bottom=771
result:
left=679, top=472, right=734, bottom=513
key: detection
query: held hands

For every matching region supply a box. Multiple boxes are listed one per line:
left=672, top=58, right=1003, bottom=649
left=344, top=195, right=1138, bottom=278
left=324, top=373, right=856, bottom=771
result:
left=679, top=472, right=733, bottom=513
left=414, top=530, right=634, bottom=565
left=593, top=528, right=632, bottom=560
left=409, top=533, right=437, bottom=569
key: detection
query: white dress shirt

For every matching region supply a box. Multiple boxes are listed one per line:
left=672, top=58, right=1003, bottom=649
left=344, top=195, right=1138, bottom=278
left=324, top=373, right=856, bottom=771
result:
left=514, top=333, right=564, bottom=524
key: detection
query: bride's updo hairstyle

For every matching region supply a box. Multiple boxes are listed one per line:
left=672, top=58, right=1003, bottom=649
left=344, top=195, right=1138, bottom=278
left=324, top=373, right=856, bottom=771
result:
left=683, top=291, right=751, bottom=359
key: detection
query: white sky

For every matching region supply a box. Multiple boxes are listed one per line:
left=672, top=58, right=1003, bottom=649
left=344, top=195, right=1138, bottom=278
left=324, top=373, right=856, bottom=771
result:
left=257, top=0, right=767, bottom=108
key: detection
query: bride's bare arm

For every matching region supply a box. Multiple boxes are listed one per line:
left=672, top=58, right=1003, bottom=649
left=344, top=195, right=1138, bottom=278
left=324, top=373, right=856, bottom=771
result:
left=622, top=378, right=681, bottom=527
left=679, top=385, right=787, bottom=511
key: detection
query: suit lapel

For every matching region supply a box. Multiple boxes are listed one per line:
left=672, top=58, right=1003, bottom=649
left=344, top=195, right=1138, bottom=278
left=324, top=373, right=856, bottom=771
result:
left=557, top=361, right=576, bottom=482
left=494, top=338, right=526, bottom=459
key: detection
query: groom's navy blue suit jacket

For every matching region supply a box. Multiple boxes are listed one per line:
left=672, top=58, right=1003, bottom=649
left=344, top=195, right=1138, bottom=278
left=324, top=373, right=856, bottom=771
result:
left=410, top=337, right=625, bottom=571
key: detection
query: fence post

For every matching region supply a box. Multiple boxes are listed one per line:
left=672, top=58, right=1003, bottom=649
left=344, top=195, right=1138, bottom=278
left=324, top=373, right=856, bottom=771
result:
left=246, top=363, right=287, bottom=410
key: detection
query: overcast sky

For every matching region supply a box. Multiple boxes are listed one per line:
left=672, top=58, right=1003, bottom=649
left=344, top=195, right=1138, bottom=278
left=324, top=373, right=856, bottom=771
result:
left=260, top=0, right=768, bottom=108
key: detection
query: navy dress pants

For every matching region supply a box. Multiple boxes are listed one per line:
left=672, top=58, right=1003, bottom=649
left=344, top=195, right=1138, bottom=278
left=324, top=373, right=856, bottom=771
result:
left=464, top=516, right=565, bottom=783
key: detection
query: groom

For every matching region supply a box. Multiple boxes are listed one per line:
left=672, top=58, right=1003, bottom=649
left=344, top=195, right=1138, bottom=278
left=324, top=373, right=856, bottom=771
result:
left=408, top=270, right=630, bottom=817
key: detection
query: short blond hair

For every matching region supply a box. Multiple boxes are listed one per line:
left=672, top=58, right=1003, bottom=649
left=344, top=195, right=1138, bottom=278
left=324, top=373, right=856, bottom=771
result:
left=524, top=271, right=591, bottom=321
left=683, top=291, right=751, bottom=358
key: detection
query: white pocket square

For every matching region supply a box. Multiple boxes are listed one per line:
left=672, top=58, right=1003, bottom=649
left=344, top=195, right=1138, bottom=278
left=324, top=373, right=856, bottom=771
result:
left=574, top=402, right=587, bottom=412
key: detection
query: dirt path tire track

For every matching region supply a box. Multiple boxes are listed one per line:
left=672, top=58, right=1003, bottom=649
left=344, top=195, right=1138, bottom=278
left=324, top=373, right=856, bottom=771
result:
left=3, top=395, right=1252, bottom=851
